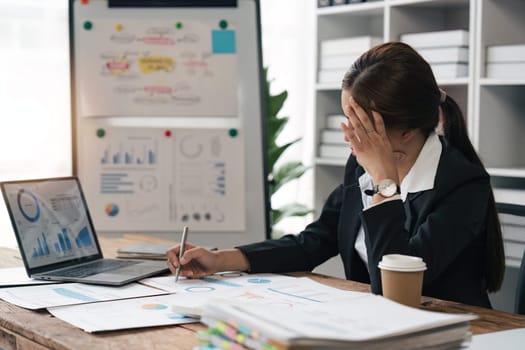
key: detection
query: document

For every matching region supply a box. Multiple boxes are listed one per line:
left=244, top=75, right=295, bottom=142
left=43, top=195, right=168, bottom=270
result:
left=202, top=295, right=476, bottom=350
left=0, top=282, right=167, bottom=310
left=0, top=267, right=56, bottom=287
left=143, top=273, right=367, bottom=318
left=48, top=274, right=367, bottom=333
left=48, top=294, right=199, bottom=332
left=466, top=327, right=525, bottom=350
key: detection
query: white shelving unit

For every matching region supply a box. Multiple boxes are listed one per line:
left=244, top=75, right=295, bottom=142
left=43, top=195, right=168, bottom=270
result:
left=312, top=0, right=525, bottom=294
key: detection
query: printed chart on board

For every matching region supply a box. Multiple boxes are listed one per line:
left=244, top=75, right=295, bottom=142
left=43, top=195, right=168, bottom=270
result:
left=82, top=126, right=245, bottom=232
left=75, top=18, right=238, bottom=117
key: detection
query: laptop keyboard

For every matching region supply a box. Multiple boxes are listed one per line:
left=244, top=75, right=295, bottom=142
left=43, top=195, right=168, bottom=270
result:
left=51, top=259, right=140, bottom=278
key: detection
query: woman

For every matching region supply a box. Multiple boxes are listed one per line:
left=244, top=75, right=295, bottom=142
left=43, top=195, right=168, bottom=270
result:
left=166, top=42, right=505, bottom=308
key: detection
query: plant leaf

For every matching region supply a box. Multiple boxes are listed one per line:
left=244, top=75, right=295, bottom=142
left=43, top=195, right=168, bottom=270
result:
left=267, top=90, right=288, bottom=118
left=268, top=138, right=301, bottom=171
left=267, top=117, right=289, bottom=146
left=271, top=161, right=310, bottom=195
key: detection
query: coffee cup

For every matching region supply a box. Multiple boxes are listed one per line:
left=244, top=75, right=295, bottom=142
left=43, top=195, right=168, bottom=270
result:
left=378, top=254, right=427, bottom=308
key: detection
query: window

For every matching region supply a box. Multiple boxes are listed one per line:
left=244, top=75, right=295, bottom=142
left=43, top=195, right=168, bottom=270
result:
left=0, top=0, right=71, bottom=247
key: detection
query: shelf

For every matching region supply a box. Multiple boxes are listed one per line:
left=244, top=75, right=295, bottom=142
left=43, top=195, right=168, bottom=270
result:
left=316, top=83, right=342, bottom=91
left=389, top=0, right=469, bottom=9
left=317, top=1, right=384, bottom=17
left=314, top=157, right=346, bottom=166
left=436, top=78, right=469, bottom=86
left=317, top=79, right=468, bottom=90
left=494, top=188, right=525, bottom=206
left=487, top=168, right=525, bottom=178
left=480, top=79, right=525, bottom=86
left=313, top=0, right=525, bottom=224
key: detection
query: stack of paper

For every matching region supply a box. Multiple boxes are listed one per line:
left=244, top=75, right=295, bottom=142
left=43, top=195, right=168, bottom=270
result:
left=486, top=44, right=525, bottom=80
left=400, top=29, right=469, bottom=79
left=200, top=295, right=475, bottom=350
left=318, top=114, right=350, bottom=160
left=318, top=36, right=382, bottom=84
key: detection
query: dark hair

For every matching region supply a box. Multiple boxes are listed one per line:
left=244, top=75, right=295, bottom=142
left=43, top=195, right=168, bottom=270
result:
left=342, top=42, right=504, bottom=292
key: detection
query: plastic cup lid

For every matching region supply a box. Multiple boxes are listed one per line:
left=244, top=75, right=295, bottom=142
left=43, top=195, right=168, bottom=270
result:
left=378, top=254, right=427, bottom=272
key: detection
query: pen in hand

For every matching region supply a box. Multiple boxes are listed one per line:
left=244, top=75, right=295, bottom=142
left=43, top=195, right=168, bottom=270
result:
left=175, top=226, right=189, bottom=283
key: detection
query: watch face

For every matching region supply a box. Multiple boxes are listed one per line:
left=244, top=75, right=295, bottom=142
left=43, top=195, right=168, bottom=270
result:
left=378, top=179, right=398, bottom=197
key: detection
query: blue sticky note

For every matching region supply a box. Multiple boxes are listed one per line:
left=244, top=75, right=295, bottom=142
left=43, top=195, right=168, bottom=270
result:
left=212, top=30, right=236, bottom=54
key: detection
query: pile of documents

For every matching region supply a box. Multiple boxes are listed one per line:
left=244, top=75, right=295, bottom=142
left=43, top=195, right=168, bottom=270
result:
left=486, top=44, right=525, bottom=80
left=199, top=295, right=475, bottom=350
left=401, top=29, right=469, bottom=80
left=318, top=113, right=348, bottom=160
left=318, top=36, right=382, bottom=84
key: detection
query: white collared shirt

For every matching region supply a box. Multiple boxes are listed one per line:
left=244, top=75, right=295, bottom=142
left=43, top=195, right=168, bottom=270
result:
left=354, top=132, right=442, bottom=267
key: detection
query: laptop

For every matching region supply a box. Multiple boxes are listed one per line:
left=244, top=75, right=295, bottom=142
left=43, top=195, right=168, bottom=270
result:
left=1, top=176, right=169, bottom=286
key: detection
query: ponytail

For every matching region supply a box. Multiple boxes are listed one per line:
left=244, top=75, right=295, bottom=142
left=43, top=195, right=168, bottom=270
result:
left=441, top=95, right=505, bottom=292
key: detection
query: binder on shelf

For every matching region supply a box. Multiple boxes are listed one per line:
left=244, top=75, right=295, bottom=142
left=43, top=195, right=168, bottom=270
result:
left=417, top=47, right=469, bottom=64
left=321, top=36, right=382, bottom=56
left=319, top=144, right=350, bottom=159
left=318, top=69, right=346, bottom=84
left=320, top=54, right=360, bottom=70
left=400, top=30, right=469, bottom=49
left=431, top=63, right=468, bottom=79
left=326, top=114, right=347, bottom=129
left=320, top=129, right=345, bottom=144
left=486, top=63, right=525, bottom=79
left=486, top=44, right=525, bottom=63
left=317, top=0, right=332, bottom=7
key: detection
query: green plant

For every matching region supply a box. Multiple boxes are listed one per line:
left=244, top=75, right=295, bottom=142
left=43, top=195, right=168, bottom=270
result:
left=264, top=67, right=312, bottom=238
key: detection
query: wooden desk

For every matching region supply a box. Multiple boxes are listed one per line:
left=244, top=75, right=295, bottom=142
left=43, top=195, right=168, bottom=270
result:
left=1, top=235, right=525, bottom=350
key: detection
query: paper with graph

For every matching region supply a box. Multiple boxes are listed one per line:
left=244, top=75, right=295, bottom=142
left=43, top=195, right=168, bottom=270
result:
left=47, top=273, right=367, bottom=332
left=49, top=294, right=199, bottom=332
left=0, top=282, right=167, bottom=310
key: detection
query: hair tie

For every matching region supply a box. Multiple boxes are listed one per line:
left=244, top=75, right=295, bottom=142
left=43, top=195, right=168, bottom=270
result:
left=439, top=88, right=447, bottom=104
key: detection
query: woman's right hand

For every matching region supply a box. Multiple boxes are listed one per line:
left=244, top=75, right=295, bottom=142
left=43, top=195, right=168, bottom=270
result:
left=165, top=244, right=250, bottom=279
left=166, top=243, right=219, bottom=278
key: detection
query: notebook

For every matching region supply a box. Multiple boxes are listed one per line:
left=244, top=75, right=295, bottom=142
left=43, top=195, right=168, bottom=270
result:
left=1, top=176, right=169, bottom=286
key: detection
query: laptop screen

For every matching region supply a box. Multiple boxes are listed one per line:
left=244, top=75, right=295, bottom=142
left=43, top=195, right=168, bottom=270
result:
left=1, top=177, right=101, bottom=270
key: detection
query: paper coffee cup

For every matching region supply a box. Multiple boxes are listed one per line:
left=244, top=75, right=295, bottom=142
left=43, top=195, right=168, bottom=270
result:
left=378, top=254, right=427, bottom=308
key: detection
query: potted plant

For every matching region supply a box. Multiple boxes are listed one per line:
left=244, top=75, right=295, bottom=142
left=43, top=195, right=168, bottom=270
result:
left=264, top=67, right=312, bottom=238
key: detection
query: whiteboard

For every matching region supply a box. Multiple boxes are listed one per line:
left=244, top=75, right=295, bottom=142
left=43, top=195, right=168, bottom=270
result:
left=70, top=0, right=268, bottom=248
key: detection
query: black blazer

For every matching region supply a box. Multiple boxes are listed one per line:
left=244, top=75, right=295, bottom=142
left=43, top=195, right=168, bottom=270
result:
left=238, top=138, right=493, bottom=308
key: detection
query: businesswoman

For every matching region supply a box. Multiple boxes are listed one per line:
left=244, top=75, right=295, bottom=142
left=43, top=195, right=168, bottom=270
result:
left=166, top=42, right=505, bottom=308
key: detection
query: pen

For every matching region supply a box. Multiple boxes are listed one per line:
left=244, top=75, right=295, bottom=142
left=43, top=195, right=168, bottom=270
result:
left=175, top=226, right=189, bottom=283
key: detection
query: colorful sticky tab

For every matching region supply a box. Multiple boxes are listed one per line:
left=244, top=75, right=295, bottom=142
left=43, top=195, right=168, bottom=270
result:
left=212, top=30, right=236, bottom=54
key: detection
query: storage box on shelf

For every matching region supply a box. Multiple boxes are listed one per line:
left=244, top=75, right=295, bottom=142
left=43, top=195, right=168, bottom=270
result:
left=401, top=29, right=469, bottom=79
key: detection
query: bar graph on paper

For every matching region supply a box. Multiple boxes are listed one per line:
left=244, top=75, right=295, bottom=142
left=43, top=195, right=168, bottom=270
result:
left=100, top=139, right=158, bottom=166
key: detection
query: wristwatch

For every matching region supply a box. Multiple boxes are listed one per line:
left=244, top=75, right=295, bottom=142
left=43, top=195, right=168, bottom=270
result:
left=365, top=179, right=400, bottom=198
